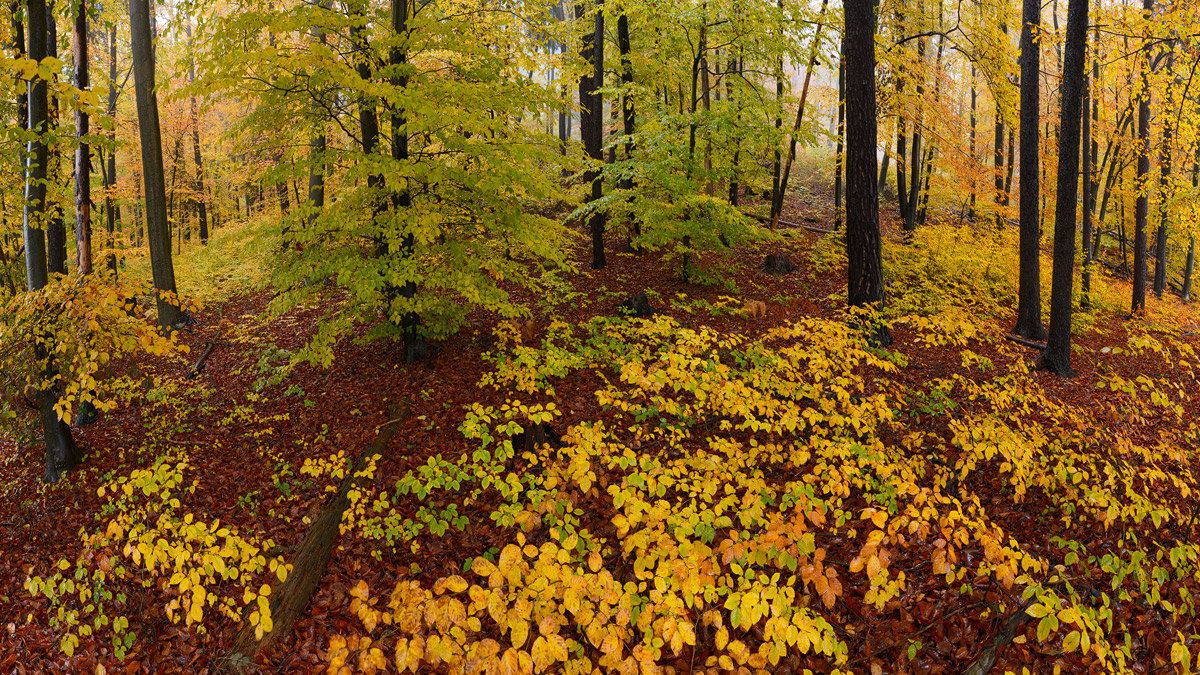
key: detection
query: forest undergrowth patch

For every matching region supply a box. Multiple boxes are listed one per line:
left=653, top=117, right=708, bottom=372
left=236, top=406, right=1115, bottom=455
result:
left=5, top=224, right=1200, bottom=675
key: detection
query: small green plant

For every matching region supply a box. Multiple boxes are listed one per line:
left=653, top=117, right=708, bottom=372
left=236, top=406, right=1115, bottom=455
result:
left=236, top=490, right=262, bottom=512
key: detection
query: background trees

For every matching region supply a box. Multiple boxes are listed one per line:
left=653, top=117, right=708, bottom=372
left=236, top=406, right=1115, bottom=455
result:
left=0, top=0, right=1198, bottom=486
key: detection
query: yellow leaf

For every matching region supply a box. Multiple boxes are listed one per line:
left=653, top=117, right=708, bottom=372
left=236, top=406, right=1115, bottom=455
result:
left=510, top=616, right=530, bottom=648
left=715, top=626, right=729, bottom=650
left=531, top=635, right=553, bottom=672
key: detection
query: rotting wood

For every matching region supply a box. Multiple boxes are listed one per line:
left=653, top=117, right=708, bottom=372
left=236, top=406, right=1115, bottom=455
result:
left=1004, top=334, right=1047, bottom=350
left=186, top=340, right=228, bottom=380
left=740, top=210, right=834, bottom=234
left=961, top=604, right=1031, bottom=675
left=225, top=400, right=410, bottom=669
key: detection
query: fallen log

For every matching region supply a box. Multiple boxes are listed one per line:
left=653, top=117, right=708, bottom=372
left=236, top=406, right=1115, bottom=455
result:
left=962, top=604, right=1031, bottom=675
left=225, top=400, right=410, bottom=669
left=740, top=210, right=834, bottom=234
left=186, top=340, right=228, bottom=380
left=1004, top=334, right=1046, bottom=350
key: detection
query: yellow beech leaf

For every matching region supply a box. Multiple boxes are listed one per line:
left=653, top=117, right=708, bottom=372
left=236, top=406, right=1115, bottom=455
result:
left=531, top=636, right=553, bottom=672
left=395, top=635, right=423, bottom=673
left=498, top=648, right=521, bottom=675
left=510, top=616, right=530, bottom=648
left=472, top=557, right=497, bottom=577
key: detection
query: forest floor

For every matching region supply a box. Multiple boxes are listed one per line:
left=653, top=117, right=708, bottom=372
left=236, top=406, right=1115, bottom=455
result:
left=2, top=188, right=1200, bottom=675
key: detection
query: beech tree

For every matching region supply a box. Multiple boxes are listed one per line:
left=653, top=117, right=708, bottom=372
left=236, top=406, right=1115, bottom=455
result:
left=1013, top=0, right=1044, bottom=341
left=130, top=0, right=186, bottom=328
left=1131, top=0, right=1153, bottom=314
left=1041, top=0, right=1088, bottom=376
left=74, top=0, right=91, bottom=276
left=579, top=0, right=605, bottom=270
left=23, top=0, right=80, bottom=483
left=843, top=0, right=890, bottom=347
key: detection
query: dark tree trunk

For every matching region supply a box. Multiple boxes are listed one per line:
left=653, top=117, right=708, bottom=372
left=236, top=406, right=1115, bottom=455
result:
left=185, top=24, right=208, bottom=244
left=1186, top=159, right=1199, bottom=300
left=770, top=0, right=782, bottom=219
left=1080, top=50, right=1093, bottom=307
left=1003, top=125, right=1015, bottom=205
left=1131, top=0, right=1152, bottom=314
left=74, top=0, right=91, bottom=275
left=349, top=15, right=378, bottom=161
left=772, top=0, right=829, bottom=228
left=45, top=7, right=65, bottom=276
left=1153, top=50, right=1174, bottom=298
left=1040, top=0, right=1088, bottom=377
left=833, top=56, right=844, bottom=230
left=915, top=19, right=944, bottom=229
left=104, top=23, right=120, bottom=272
left=969, top=65, right=976, bottom=218
left=305, top=6, right=328, bottom=231
left=226, top=403, right=409, bottom=663
left=12, top=3, right=26, bottom=166
left=24, top=0, right=79, bottom=483
left=843, top=12, right=890, bottom=347
left=391, top=0, right=419, bottom=356
left=24, top=0, right=48, bottom=290
left=131, top=0, right=186, bottom=328
left=579, top=0, right=605, bottom=269
left=265, top=14, right=289, bottom=218
left=993, top=24, right=1006, bottom=228
left=877, top=136, right=890, bottom=196
left=1184, top=237, right=1196, bottom=301
left=902, top=34, right=923, bottom=234
left=1014, top=0, right=1045, bottom=340
left=617, top=11, right=639, bottom=242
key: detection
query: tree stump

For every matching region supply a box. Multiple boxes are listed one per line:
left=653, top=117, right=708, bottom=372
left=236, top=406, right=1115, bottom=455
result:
left=763, top=254, right=796, bottom=276
left=617, top=293, right=656, bottom=318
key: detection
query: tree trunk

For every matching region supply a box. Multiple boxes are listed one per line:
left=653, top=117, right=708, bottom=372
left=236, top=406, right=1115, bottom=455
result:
left=305, top=4, right=328, bottom=232
left=1131, top=0, right=1153, bottom=315
left=131, top=0, right=186, bottom=328
left=770, top=0, right=782, bottom=220
left=1183, top=236, right=1196, bottom=301
left=1040, top=0, right=1088, bottom=377
left=185, top=23, right=209, bottom=244
left=993, top=23, right=1006, bottom=228
left=104, top=22, right=120, bottom=272
left=772, top=0, right=829, bottom=228
left=833, top=56, right=844, bottom=230
left=843, top=13, right=891, bottom=347
left=579, top=0, right=605, bottom=269
left=12, top=2, right=26, bottom=174
left=915, top=16, right=944, bottom=229
left=226, top=402, right=409, bottom=664
left=1014, top=0, right=1045, bottom=340
left=391, top=0, right=420, bottom=358
left=45, top=6, right=65, bottom=276
left=1003, top=118, right=1015, bottom=205
left=74, top=0, right=91, bottom=275
left=877, top=135, right=890, bottom=196
left=617, top=11, right=638, bottom=241
left=969, top=65, right=976, bottom=218
left=24, top=0, right=80, bottom=484
left=1153, top=48, right=1174, bottom=298
left=903, top=31, right=924, bottom=234
left=1080, top=47, right=1093, bottom=308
